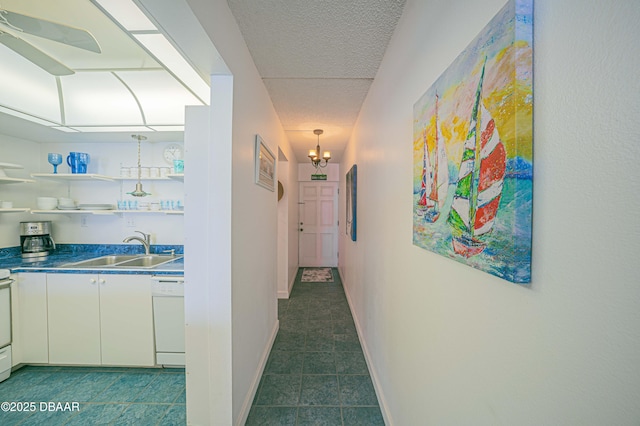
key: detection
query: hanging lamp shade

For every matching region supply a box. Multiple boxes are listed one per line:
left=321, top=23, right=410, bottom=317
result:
left=128, top=134, right=151, bottom=197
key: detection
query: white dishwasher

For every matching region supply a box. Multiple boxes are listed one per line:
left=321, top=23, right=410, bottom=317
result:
left=151, top=276, right=185, bottom=367
left=0, top=270, right=13, bottom=382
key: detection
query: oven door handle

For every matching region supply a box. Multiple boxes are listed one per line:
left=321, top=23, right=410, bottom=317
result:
left=0, top=279, right=13, bottom=290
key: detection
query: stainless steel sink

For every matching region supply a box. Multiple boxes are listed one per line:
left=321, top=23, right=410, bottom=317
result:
left=61, top=254, right=182, bottom=269
left=113, top=255, right=182, bottom=268
left=62, top=255, right=140, bottom=268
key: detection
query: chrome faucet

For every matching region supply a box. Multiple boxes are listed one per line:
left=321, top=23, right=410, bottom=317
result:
left=123, top=231, right=151, bottom=255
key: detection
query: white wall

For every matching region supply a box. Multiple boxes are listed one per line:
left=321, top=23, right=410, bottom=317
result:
left=277, top=150, right=300, bottom=298
left=185, top=0, right=297, bottom=423
left=298, top=163, right=340, bottom=182
left=1, top=136, right=184, bottom=247
left=339, top=0, right=640, bottom=425
left=0, top=136, right=40, bottom=247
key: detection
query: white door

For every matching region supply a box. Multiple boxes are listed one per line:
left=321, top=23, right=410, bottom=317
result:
left=299, top=181, right=339, bottom=267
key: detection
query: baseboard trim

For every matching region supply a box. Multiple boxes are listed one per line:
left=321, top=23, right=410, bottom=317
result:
left=235, top=319, right=279, bottom=426
left=288, top=268, right=297, bottom=294
left=338, top=268, right=393, bottom=426
left=277, top=290, right=289, bottom=298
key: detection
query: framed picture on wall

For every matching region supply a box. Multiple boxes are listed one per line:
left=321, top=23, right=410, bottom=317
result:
left=255, top=134, right=276, bottom=191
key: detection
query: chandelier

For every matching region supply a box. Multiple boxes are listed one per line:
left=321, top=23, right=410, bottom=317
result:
left=308, top=129, right=331, bottom=169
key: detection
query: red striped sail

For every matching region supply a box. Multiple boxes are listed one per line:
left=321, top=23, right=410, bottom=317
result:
left=448, top=60, right=506, bottom=257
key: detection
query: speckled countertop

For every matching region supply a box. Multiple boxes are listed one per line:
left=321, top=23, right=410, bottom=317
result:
left=0, top=244, right=184, bottom=276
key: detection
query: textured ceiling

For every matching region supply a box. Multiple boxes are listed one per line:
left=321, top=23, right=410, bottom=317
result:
left=227, top=0, right=406, bottom=162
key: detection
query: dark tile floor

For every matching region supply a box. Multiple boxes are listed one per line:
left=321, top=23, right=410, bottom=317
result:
left=246, top=267, right=384, bottom=425
left=0, top=268, right=380, bottom=425
left=0, top=366, right=185, bottom=425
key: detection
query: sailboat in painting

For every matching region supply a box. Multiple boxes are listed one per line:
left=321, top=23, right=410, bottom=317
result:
left=447, top=60, right=506, bottom=257
left=416, top=94, right=449, bottom=222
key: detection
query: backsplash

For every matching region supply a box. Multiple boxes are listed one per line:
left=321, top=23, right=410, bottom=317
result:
left=0, top=244, right=184, bottom=260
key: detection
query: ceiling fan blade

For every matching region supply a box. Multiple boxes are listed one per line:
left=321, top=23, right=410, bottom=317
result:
left=0, top=32, right=74, bottom=75
left=1, top=10, right=101, bottom=53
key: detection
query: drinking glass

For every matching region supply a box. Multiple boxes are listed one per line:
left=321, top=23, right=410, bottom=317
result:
left=48, top=153, right=63, bottom=174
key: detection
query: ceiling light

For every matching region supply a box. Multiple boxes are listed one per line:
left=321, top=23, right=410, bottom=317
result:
left=308, top=129, right=331, bottom=170
left=133, top=33, right=210, bottom=104
left=128, top=134, right=151, bottom=197
left=92, top=0, right=156, bottom=31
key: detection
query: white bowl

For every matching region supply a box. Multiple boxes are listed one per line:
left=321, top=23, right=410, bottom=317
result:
left=58, top=197, right=75, bottom=207
left=37, top=197, right=58, bottom=210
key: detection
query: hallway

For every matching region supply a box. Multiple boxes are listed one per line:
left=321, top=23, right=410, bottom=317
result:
left=246, top=268, right=383, bottom=425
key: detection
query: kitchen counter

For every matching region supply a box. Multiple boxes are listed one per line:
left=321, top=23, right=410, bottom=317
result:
left=0, top=244, right=184, bottom=276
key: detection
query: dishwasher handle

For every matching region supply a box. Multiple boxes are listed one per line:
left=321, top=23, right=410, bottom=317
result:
left=151, top=276, right=184, bottom=284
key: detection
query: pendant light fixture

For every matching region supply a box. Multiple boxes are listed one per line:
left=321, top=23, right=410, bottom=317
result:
left=308, top=129, right=331, bottom=170
left=128, top=134, right=151, bottom=197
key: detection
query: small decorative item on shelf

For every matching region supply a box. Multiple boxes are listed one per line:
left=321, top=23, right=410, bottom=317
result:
left=66, top=152, right=90, bottom=174
left=47, top=153, right=63, bottom=174
left=173, top=159, right=184, bottom=173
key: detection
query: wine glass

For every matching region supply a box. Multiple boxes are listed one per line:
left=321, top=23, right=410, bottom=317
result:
left=47, top=153, right=63, bottom=174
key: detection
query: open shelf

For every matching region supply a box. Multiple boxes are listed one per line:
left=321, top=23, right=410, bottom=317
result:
left=0, top=163, right=35, bottom=184
left=112, top=177, right=172, bottom=181
left=0, top=208, right=30, bottom=213
left=166, top=174, right=184, bottom=182
left=0, top=177, right=35, bottom=184
left=31, top=173, right=115, bottom=182
left=113, top=210, right=184, bottom=215
left=31, top=209, right=116, bottom=215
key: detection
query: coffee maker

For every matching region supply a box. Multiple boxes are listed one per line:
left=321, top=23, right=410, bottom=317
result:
left=20, top=221, right=56, bottom=260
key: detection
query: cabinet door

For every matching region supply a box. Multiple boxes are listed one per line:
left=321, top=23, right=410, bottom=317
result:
left=99, top=275, right=154, bottom=366
left=13, top=273, right=49, bottom=364
left=47, top=274, right=101, bottom=365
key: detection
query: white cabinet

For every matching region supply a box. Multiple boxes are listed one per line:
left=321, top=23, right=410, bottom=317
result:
left=47, top=274, right=101, bottom=365
left=12, top=273, right=49, bottom=365
left=46, top=273, right=154, bottom=366
left=99, top=275, right=154, bottom=366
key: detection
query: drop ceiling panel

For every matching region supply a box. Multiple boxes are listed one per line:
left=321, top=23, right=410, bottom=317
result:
left=116, top=70, right=201, bottom=124
left=61, top=73, right=143, bottom=125
left=0, top=45, right=61, bottom=122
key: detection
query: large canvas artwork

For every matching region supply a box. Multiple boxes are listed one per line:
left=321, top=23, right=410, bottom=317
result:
left=412, top=0, right=533, bottom=283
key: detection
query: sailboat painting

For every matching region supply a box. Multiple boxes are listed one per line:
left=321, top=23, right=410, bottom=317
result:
left=412, top=0, right=533, bottom=283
